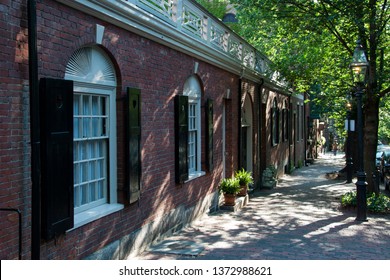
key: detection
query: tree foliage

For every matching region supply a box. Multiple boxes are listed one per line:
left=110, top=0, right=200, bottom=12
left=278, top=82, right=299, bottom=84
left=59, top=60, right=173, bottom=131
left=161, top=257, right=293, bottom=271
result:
left=229, top=0, right=390, bottom=192
left=379, top=96, right=390, bottom=144
left=195, top=0, right=230, bottom=19
left=231, top=0, right=389, bottom=93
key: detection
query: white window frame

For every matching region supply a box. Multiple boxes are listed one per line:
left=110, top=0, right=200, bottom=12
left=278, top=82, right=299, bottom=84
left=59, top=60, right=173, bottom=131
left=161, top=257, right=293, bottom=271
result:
left=73, top=92, right=109, bottom=214
left=272, top=98, right=279, bottom=146
left=183, top=76, right=205, bottom=180
left=71, top=83, right=123, bottom=228
left=65, top=46, right=123, bottom=230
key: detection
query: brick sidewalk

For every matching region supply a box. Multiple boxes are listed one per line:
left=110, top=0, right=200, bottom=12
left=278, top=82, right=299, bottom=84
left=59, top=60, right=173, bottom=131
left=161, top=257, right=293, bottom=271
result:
left=132, top=153, right=390, bottom=260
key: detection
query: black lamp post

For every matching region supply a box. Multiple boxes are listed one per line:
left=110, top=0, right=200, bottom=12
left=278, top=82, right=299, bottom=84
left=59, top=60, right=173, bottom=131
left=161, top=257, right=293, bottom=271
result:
left=345, top=100, right=353, bottom=183
left=349, top=39, right=368, bottom=222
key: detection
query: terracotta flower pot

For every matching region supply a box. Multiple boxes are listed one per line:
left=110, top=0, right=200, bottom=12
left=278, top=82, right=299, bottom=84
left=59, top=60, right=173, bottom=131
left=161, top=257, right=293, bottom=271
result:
left=237, top=184, right=247, bottom=197
left=223, top=193, right=236, bottom=206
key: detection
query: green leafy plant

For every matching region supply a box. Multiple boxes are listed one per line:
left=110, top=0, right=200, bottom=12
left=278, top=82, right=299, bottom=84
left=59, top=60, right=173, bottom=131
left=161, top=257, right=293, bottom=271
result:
left=234, top=168, right=254, bottom=186
left=341, top=191, right=390, bottom=213
left=267, top=165, right=277, bottom=178
left=219, top=178, right=241, bottom=195
left=341, top=191, right=357, bottom=207
left=367, top=193, right=390, bottom=213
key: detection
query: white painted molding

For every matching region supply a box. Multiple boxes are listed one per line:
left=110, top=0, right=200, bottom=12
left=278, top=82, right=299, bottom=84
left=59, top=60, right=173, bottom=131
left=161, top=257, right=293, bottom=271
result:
left=96, top=24, right=105, bottom=44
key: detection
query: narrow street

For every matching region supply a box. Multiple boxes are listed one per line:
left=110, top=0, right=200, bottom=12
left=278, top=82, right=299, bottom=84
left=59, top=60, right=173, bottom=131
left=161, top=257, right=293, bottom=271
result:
left=133, top=153, right=390, bottom=260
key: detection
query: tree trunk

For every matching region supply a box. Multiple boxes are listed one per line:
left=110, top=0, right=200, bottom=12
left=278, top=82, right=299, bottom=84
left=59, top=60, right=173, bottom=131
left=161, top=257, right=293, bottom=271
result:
left=364, top=92, right=380, bottom=194
left=364, top=20, right=380, bottom=194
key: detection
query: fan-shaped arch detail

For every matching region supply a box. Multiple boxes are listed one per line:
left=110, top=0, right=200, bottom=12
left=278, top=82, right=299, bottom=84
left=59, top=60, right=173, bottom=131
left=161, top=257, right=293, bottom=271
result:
left=65, top=46, right=116, bottom=86
left=183, top=75, right=202, bottom=98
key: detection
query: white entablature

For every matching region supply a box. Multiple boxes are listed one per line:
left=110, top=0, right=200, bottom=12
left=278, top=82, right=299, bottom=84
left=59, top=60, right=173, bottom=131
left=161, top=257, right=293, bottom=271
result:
left=56, top=0, right=289, bottom=89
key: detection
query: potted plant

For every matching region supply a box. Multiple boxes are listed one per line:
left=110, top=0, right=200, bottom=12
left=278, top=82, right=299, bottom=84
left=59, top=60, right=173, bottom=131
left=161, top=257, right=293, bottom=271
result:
left=219, top=177, right=241, bottom=206
left=235, top=168, right=253, bottom=196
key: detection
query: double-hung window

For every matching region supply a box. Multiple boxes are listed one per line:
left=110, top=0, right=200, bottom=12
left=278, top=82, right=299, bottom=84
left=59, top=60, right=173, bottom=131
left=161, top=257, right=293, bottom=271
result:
left=272, top=98, right=279, bottom=146
left=183, top=75, right=204, bottom=180
left=188, top=101, right=198, bottom=174
left=73, top=93, right=108, bottom=213
left=282, top=100, right=289, bottom=142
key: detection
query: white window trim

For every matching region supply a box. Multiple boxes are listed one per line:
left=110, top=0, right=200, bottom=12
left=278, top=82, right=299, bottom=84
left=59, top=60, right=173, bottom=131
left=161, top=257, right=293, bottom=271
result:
left=67, top=82, right=122, bottom=230
left=186, top=96, right=205, bottom=181
left=65, top=46, right=122, bottom=229
left=186, top=170, right=206, bottom=182
left=183, top=76, right=205, bottom=181
left=72, top=203, right=124, bottom=230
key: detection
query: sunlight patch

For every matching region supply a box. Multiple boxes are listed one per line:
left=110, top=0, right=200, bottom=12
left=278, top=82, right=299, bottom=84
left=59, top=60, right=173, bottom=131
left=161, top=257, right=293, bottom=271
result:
left=148, top=240, right=204, bottom=256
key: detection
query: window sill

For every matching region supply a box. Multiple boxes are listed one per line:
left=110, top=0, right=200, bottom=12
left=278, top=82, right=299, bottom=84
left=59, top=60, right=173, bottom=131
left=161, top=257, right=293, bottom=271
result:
left=185, top=170, right=206, bottom=182
left=69, top=203, right=124, bottom=231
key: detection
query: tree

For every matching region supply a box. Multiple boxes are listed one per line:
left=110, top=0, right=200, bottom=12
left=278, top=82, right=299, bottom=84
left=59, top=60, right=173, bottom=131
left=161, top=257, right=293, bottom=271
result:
left=379, top=96, right=390, bottom=144
left=195, top=0, right=230, bottom=19
left=230, top=0, right=390, bottom=193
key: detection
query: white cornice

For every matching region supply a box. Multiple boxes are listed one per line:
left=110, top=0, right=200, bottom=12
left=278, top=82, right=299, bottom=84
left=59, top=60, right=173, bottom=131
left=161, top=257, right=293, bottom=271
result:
left=55, top=0, right=291, bottom=93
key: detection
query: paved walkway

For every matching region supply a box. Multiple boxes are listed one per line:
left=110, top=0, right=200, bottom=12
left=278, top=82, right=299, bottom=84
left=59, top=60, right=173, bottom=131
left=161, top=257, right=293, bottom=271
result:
left=133, top=153, right=390, bottom=260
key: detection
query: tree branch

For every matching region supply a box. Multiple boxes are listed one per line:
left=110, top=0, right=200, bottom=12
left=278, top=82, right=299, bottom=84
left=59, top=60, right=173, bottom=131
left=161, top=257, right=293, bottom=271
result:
left=318, top=1, right=355, bottom=54
left=379, top=86, right=390, bottom=98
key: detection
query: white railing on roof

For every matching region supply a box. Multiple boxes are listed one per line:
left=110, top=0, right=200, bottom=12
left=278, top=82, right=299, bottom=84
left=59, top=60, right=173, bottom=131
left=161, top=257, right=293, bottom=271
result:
left=121, top=0, right=274, bottom=78
left=57, top=0, right=288, bottom=88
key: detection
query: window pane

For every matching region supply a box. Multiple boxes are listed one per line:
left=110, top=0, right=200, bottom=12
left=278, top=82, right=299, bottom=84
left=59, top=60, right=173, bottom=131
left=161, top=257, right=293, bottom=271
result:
left=89, top=182, right=96, bottom=201
left=74, top=96, right=80, bottom=138
left=188, top=102, right=198, bottom=173
left=73, top=163, right=79, bottom=185
left=83, top=95, right=90, bottom=114
left=92, top=96, right=99, bottom=114
left=82, top=162, right=88, bottom=181
left=74, top=95, right=80, bottom=114
left=74, top=185, right=80, bottom=208
left=74, top=118, right=80, bottom=138
left=74, top=93, right=108, bottom=213
left=98, top=180, right=104, bottom=199
left=81, top=144, right=87, bottom=160
left=81, top=184, right=88, bottom=205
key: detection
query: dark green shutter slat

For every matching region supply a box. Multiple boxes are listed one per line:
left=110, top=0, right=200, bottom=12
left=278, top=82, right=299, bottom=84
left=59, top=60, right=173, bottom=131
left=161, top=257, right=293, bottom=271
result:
left=127, top=88, right=141, bottom=204
left=175, top=95, right=188, bottom=184
left=40, top=78, right=74, bottom=240
left=206, top=99, right=214, bottom=172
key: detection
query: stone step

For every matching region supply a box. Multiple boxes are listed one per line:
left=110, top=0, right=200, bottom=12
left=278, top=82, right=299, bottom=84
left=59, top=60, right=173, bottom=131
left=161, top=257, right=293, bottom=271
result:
left=219, top=194, right=249, bottom=212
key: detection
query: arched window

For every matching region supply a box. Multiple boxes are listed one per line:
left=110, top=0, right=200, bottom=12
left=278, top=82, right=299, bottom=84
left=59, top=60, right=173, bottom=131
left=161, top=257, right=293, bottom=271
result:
left=272, top=98, right=279, bottom=146
left=65, top=46, right=122, bottom=228
left=241, top=95, right=253, bottom=172
left=183, top=75, right=204, bottom=179
left=282, top=100, right=289, bottom=142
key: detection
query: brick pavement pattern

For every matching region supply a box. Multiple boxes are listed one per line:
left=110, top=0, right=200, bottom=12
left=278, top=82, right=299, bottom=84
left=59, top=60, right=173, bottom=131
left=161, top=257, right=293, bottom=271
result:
left=132, top=154, right=390, bottom=260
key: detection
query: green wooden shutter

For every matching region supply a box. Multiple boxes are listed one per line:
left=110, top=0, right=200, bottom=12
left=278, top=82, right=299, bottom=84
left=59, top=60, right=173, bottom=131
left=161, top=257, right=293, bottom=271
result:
left=175, top=95, right=189, bottom=184
left=206, top=98, right=214, bottom=172
left=127, top=88, right=141, bottom=204
left=39, top=78, right=74, bottom=240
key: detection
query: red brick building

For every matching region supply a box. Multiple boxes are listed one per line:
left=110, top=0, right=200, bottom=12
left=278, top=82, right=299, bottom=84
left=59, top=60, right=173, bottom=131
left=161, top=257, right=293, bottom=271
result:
left=0, top=0, right=309, bottom=259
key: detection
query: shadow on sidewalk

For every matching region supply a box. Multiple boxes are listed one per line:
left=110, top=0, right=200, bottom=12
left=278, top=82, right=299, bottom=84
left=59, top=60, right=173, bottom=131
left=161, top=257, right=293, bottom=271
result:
left=134, top=154, right=390, bottom=260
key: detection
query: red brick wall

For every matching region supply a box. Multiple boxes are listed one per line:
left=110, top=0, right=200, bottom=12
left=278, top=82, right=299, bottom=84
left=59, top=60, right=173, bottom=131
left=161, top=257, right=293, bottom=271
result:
left=240, top=80, right=262, bottom=181
left=291, top=95, right=307, bottom=168
left=264, top=89, right=290, bottom=176
left=0, top=0, right=243, bottom=259
left=0, top=0, right=32, bottom=260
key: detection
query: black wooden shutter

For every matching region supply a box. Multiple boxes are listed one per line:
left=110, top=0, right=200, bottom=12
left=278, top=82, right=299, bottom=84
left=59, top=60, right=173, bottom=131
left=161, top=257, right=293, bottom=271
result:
left=175, top=95, right=189, bottom=184
left=40, top=78, right=74, bottom=240
left=206, top=98, right=214, bottom=172
left=127, top=88, right=141, bottom=204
